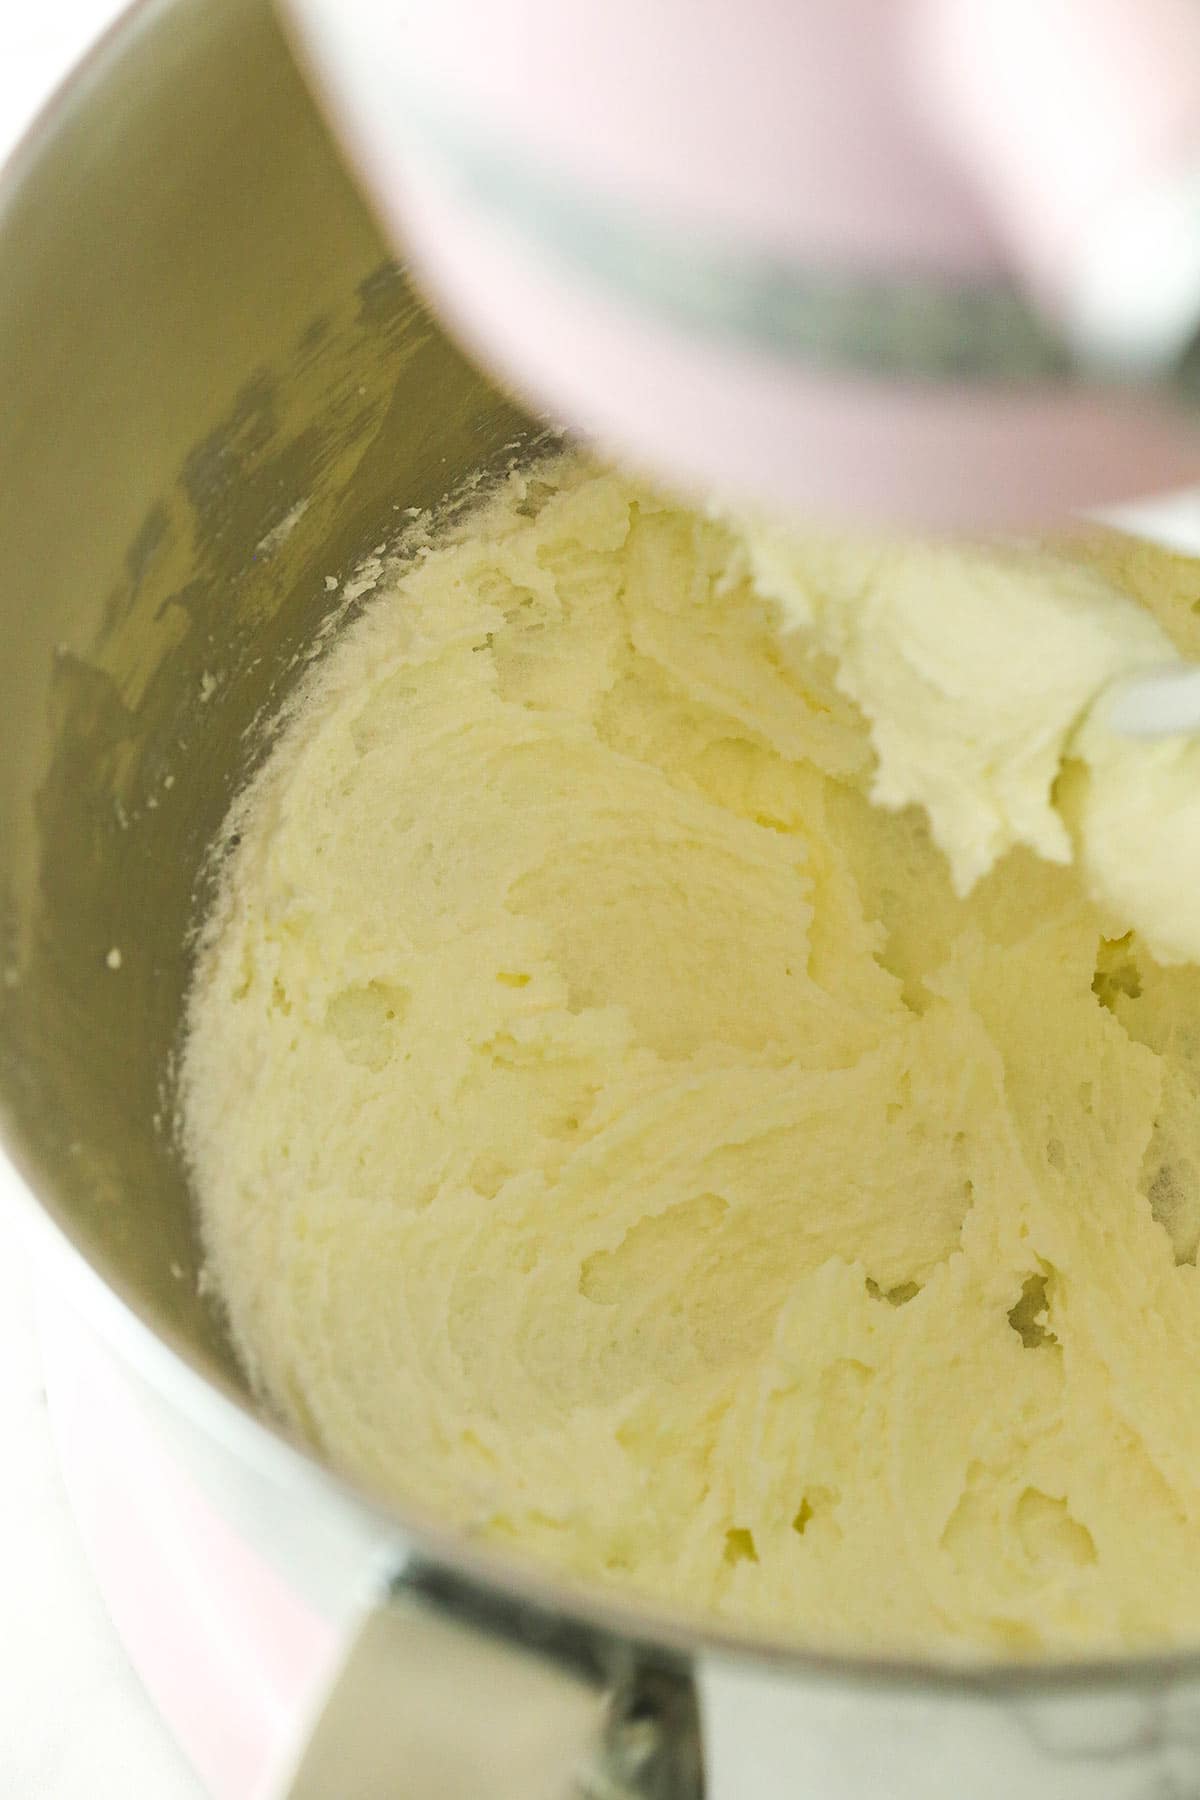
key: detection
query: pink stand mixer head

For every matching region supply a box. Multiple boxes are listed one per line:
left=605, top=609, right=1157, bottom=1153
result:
left=278, top=0, right=1200, bottom=531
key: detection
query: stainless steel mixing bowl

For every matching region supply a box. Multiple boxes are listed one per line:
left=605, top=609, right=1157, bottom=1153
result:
left=4, top=3, right=1200, bottom=1795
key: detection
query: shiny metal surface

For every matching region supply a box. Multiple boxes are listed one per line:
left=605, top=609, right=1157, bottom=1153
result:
left=279, top=1585, right=610, bottom=1800
left=278, top=1569, right=703, bottom=1800
left=0, top=0, right=532, bottom=1389
left=4, top=1, right=1200, bottom=1794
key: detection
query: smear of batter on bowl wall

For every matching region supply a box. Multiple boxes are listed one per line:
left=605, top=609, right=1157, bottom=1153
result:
left=181, top=454, right=1200, bottom=1655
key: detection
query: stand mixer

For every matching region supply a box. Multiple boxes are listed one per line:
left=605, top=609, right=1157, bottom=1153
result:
left=8, top=6, right=1200, bottom=1798
left=272, top=0, right=1200, bottom=753
left=279, top=0, right=1200, bottom=529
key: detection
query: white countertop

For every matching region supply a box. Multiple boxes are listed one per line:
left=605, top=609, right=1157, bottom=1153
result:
left=1, top=11, right=203, bottom=1795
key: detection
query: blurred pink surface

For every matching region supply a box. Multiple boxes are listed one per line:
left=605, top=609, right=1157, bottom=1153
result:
left=287, top=0, right=1200, bottom=528
left=393, top=167, right=1200, bottom=530
left=914, top=0, right=1200, bottom=311
left=42, top=1306, right=337, bottom=1800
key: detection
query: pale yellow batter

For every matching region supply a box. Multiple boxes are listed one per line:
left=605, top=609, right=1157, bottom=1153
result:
left=183, top=459, right=1200, bottom=1655
left=738, top=516, right=1200, bottom=964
